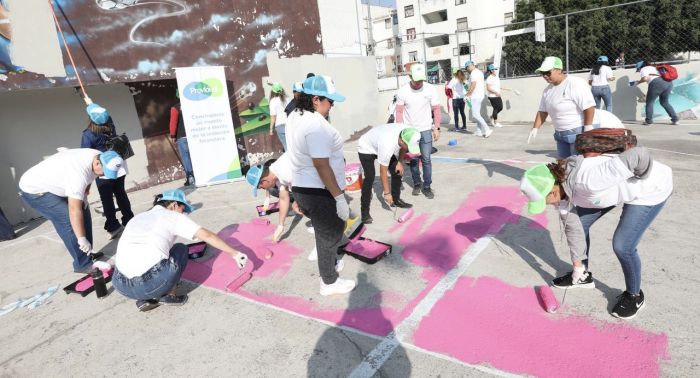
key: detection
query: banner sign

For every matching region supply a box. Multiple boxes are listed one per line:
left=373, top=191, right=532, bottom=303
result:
left=175, top=66, right=242, bottom=185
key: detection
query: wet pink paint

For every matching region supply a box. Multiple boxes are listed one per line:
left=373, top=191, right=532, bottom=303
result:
left=413, top=276, right=669, bottom=378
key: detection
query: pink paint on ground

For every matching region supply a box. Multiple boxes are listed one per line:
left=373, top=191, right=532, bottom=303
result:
left=387, top=221, right=404, bottom=233
left=527, top=212, right=549, bottom=229
left=413, top=276, right=669, bottom=378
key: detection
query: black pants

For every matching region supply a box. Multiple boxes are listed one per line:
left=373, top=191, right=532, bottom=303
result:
left=452, top=98, right=466, bottom=129
left=96, top=176, right=134, bottom=232
left=293, top=187, right=344, bottom=284
left=488, top=97, right=503, bottom=120
left=358, top=153, right=401, bottom=215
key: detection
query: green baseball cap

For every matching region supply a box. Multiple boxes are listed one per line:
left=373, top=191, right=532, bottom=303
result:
left=400, top=127, right=421, bottom=155
left=535, top=56, right=563, bottom=73
left=520, top=164, right=555, bottom=214
left=409, top=63, right=426, bottom=81
left=271, top=83, right=284, bottom=93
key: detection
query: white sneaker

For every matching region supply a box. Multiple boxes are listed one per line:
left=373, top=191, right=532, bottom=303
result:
left=335, top=259, right=344, bottom=272
left=484, top=129, right=493, bottom=138
left=495, top=122, right=503, bottom=128
left=474, top=131, right=484, bottom=137
left=320, top=278, right=356, bottom=296
left=307, top=247, right=318, bottom=261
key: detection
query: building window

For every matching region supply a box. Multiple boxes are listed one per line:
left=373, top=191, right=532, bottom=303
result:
left=385, top=18, right=391, bottom=29
left=455, top=0, right=466, bottom=5
left=408, top=51, right=418, bottom=62
left=454, top=43, right=474, bottom=56
left=456, top=17, right=468, bottom=32
left=504, top=12, right=513, bottom=24
left=423, top=9, right=448, bottom=24
left=392, top=12, right=398, bottom=25
left=405, top=5, right=414, bottom=18
left=406, top=28, right=416, bottom=41
left=387, top=38, right=393, bottom=48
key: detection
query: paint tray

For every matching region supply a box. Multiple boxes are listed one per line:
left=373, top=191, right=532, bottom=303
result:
left=63, top=269, right=113, bottom=297
left=341, top=237, right=392, bottom=264
left=225, top=261, right=254, bottom=292
left=188, top=241, right=207, bottom=259
left=256, top=201, right=280, bottom=216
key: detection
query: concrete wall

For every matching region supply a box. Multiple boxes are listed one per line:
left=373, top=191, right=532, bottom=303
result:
left=0, top=84, right=148, bottom=223
left=317, top=0, right=365, bottom=57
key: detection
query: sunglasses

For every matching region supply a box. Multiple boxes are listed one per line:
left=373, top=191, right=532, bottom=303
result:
left=540, top=71, right=553, bottom=76
left=325, top=98, right=334, bottom=106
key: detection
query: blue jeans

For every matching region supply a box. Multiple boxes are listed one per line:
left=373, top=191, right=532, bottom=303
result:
left=452, top=98, right=466, bottom=129
left=409, top=129, right=433, bottom=189
left=19, top=191, right=93, bottom=272
left=176, top=137, right=194, bottom=179
left=645, top=79, right=678, bottom=123
left=275, top=124, right=287, bottom=151
left=591, top=85, right=613, bottom=112
left=553, top=127, right=583, bottom=158
left=576, top=200, right=667, bottom=295
left=96, top=176, right=134, bottom=232
left=112, top=243, right=189, bottom=300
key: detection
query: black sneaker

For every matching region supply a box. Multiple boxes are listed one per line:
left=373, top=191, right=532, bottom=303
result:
left=552, top=271, right=595, bottom=289
left=422, top=187, right=435, bottom=199
left=412, top=186, right=421, bottom=196
left=159, top=294, right=188, bottom=306
left=361, top=214, right=373, bottom=224
left=136, top=299, right=160, bottom=312
left=393, top=199, right=413, bottom=208
left=611, top=290, right=645, bottom=319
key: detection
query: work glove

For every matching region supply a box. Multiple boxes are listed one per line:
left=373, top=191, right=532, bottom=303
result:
left=272, top=225, right=284, bottom=242
left=583, top=124, right=594, bottom=132
left=334, top=193, right=350, bottom=221
left=262, top=196, right=271, bottom=212
left=527, top=128, right=538, bottom=144
left=77, top=237, right=92, bottom=254
left=234, top=252, right=249, bottom=269
left=571, top=265, right=586, bottom=284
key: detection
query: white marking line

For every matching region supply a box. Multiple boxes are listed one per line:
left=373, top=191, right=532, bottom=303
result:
left=349, top=209, right=521, bottom=378
left=647, top=147, right=700, bottom=157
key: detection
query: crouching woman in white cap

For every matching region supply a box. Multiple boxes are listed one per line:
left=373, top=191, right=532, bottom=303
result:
left=520, top=146, right=672, bottom=319
left=112, top=189, right=248, bottom=311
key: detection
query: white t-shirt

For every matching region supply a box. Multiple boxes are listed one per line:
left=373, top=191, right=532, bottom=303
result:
left=115, top=205, right=201, bottom=278
left=468, top=68, right=485, bottom=99
left=572, top=155, right=673, bottom=208
left=588, top=65, right=614, bottom=86
left=447, top=78, right=466, bottom=99
left=287, top=110, right=346, bottom=190
left=269, top=96, right=289, bottom=126
left=357, top=123, right=409, bottom=166
left=592, top=109, right=624, bottom=129
left=19, top=148, right=99, bottom=201
left=640, top=66, right=659, bottom=84
left=485, top=74, right=501, bottom=98
left=396, top=82, right=439, bottom=132
left=538, top=76, right=596, bottom=131
left=269, top=153, right=293, bottom=188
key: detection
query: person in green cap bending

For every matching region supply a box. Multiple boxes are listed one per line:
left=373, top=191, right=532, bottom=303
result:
left=519, top=146, right=672, bottom=319
left=269, top=82, right=291, bottom=151
left=528, top=56, right=596, bottom=158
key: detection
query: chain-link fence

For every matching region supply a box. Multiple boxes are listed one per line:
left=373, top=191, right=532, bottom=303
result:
left=376, top=0, right=699, bottom=89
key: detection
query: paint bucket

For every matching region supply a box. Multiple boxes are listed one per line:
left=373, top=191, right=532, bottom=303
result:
left=345, top=163, right=363, bottom=193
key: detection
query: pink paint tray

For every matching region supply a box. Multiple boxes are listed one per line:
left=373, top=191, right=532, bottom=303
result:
left=63, top=269, right=113, bottom=297
left=256, top=201, right=280, bottom=216
left=342, top=237, right=392, bottom=264
left=187, top=241, right=207, bottom=259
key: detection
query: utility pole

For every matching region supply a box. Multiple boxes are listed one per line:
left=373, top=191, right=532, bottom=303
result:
left=366, top=1, right=374, bottom=55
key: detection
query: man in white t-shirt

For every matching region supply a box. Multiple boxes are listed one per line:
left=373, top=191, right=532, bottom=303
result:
left=395, top=63, right=441, bottom=199
left=357, top=124, right=421, bottom=223
left=529, top=56, right=596, bottom=158
left=18, top=149, right=126, bottom=273
left=464, top=60, right=492, bottom=138
left=633, top=60, right=678, bottom=126
left=246, top=153, right=302, bottom=241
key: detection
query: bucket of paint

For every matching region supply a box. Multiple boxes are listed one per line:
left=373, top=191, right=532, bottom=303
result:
left=345, top=163, right=363, bottom=193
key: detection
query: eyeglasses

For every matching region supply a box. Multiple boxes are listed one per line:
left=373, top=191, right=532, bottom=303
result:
left=540, top=71, right=553, bottom=76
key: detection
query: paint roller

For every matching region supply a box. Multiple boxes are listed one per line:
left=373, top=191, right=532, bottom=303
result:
left=225, top=260, right=254, bottom=292
left=391, top=206, right=414, bottom=223
left=536, top=285, right=560, bottom=313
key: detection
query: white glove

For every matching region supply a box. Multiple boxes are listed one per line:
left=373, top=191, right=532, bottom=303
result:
left=583, top=124, right=594, bottom=132
left=77, top=237, right=92, bottom=254
left=262, top=196, right=271, bottom=211
left=572, top=266, right=586, bottom=284
left=334, top=193, right=350, bottom=221
left=527, top=128, right=538, bottom=144
left=234, top=252, right=248, bottom=269
left=272, top=225, right=284, bottom=242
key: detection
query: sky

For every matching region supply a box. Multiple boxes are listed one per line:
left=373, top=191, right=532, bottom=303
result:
left=364, top=0, right=396, bottom=7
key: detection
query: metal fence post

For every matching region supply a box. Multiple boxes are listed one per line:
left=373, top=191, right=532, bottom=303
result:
left=468, top=30, right=472, bottom=61
left=455, top=31, right=461, bottom=68
left=422, top=33, right=427, bottom=64
left=565, top=14, right=570, bottom=72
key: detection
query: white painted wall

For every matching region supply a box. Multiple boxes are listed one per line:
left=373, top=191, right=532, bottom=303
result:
left=317, top=0, right=365, bottom=57
left=0, top=84, right=149, bottom=224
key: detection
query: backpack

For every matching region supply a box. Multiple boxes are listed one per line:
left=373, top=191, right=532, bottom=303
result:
left=655, top=64, right=677, bottom=81
left=575, top=128, right=637, bottom=155
left=106, top=133, right=135, bottom=159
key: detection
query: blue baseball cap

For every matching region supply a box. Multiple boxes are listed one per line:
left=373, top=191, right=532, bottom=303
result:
left=99, top=151, right=127, bottom=179
left=487, top=64, right=497, bottom=71
left=160, top=189, right=193, bottom=213
left=246, top=164, right=264, bottom=197
left=635, top=60, right=645, bottom=72
left=302, top=75, right=346, bottom=102
left=464, top=60, right=475, bottom=68
left=86, top=103, right=110, bottom=125
left=597, top=55, right=609, bottom=63
left=292, top=82, right=304, bottom=92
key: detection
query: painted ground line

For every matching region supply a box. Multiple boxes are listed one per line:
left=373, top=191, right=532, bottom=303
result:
left=432, top=156, right=548, bottom=165
left=348, top=207, right=519, bottom=378
left=647, top=147, right=700, bottom=157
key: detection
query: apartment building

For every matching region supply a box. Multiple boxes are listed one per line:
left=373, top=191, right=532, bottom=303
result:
left=396, top=0, right=515, bottom=83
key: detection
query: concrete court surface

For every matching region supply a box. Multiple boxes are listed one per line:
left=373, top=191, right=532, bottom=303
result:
left=1, top=120, right=699, bottom=378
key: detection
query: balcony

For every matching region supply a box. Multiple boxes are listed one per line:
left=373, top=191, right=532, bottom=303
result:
left=424, top=34, right=450, bottom=47
left=423, top=9, right=448, bottom=24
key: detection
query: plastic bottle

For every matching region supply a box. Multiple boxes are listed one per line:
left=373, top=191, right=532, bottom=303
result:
left=91, top=268, right=108, bottom=298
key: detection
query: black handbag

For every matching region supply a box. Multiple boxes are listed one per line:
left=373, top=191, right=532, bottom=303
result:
left=106, top=133, right=135, bottom=159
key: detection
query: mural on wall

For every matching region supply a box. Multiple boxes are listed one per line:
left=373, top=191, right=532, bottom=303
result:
left=0, top=0, right=25, bottom=78
left=643, top=73, right=700, bottom=121
left=0, top=1, right=323, bottom=184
